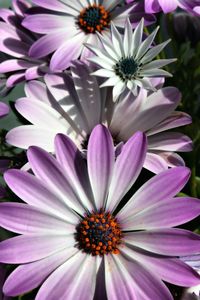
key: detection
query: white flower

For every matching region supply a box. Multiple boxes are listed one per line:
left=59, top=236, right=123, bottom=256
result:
left=86, top=18, right=176, bottom=101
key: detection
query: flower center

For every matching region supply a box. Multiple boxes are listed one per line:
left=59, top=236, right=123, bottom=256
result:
left=114, top=57, right=139, bottom=81
left=78, top=4, right=110, bottom=33
left=76, top=210, right=122, bottom=256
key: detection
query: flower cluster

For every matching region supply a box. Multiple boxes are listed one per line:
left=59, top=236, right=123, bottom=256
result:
left=0, top=1, right=200, bottom=300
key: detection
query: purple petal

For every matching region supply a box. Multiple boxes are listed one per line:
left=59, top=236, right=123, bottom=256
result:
left=145, top=0, right=161, bottom=13
left=25, top=66, right=42, bottom=81
left=122, top=246, right=200, bottom=287
left=121, top=197, right=200, bottom=230
left=106, top=131, right=147, bottom=212
left=0, top=202, right=75, bottom=235
left=159, top=151, right=185, bottom=168
left=118, top=167, right=191, bottom=219
left=144, top=151, right=168, bottom=174
left=25, top=80, right=50, bottom=103
left=31, top=0, right=74, bottom=13
left=0, top=59, right=33, bottom=73
left=0, top=235, right=74, bottom=264
left=27, top=146, right=85, bottom=215
left=87, top=125, right=114, bottom=210
left=6, top=125, right=58, bottom=151
left=55, top=134, right=94, bottom=211
left=6, top=73, right=25, bottom=87
left=50, top=32, right=85, bottom=71
left=148, top=132, right=193, bottom=152
left=0, top=103, right=9, bottom=118
left=105, top=254, right=172, bottom=300
left=36, top=252, right=97, bottom=300
left=15, top=98, right=68, bottom=130
left=22, top=14, right=72, bottom=34
left=29, top=31, right=68, bottom=58
left=4, top=169, right=78, bottom=224
left=147, top=111, right=192, bottom=136
left=158, top=0, right=178, bottom=13
left=3, top=248, right=77, bottom=297
left=12, top=0, right=31, bottom=17
left=117, top=87, right=181, bottom=140
left=125, top=229, right=200, bottom=256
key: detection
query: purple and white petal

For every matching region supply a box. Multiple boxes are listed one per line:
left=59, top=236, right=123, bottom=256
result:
left=87, top=125, right=114, bottom=210
left=36, top=252, right=97, bottom=300
left=106, top=131, right=147, bottom=212
left=125, top=229, right=200, bottom=256
left=3, top=247, right=77, bottom=297
left=118, top=167, right=191, bottom=219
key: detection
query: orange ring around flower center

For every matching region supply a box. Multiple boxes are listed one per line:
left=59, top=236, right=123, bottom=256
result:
left=78, top=4, right=111, bottom=33
left=76, top=210, right=123, bottom=256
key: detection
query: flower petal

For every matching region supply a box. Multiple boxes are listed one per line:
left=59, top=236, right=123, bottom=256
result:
left=121, top=197, right=200, bottom=230
left=106, top=132, right=147, bottom=212
left=144, top=151, right=168, bottom=174
left=0, top=235, right=74, bottom=264
left=148, top=132, right=193, bottom=152
left=118, top=167, right=191, bottom=219
left=122, top=246, right=200, bottom=287
left=105, top=254, right=172, bottom=300
left=87, top=125, right=114, bottom=210
left=36, top=252, right=97, bottom=300
left=3, top=248, right=77, bottom=297
left=0, top=203, right=75, bottom=235
left=4, top=169, right=78, bottom=223
left=27, top=146, right=86, bottom=215
left=6, top=125, right=59, bottom=151
left=50, top=33, right=85, bottom=71
left=125, top=229, right=200, bottom=256
left=55, top=134, right=94, bottom=211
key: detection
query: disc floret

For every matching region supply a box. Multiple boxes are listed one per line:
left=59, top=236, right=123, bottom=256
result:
left=114, top=57, right=139, bottom=81
left=78, top=4, right=110, bottom=33
left=76, top=210, right=123, bottom=256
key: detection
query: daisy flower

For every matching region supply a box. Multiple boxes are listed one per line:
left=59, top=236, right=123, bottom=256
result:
left=6, top=61, right=192, bottom=174
left=0, top=0, right=49, bottom=88
left=127, top=0, right=200, bottom=15
left=22, top=0, right=155, bottom=71
left=86, top=18, right=176, bottom=99
left=1, top=126, right=200, bottom=299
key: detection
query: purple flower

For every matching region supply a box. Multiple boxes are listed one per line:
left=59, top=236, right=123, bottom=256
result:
left=1, top=126, right=200, bottom=299
left=6, top=62, right=192, bottom=174
left=22, top=0, right=155, bottom=71
left=127, top=0, right=200, bottom=15
left=0, top=0, right=49, bottom=88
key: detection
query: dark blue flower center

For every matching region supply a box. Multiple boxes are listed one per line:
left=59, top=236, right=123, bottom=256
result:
left=78, top=4, right=110, bottom=33
left=115, top=57, right=139, bottom=81
left=76, top=211, right=122, bottom=256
